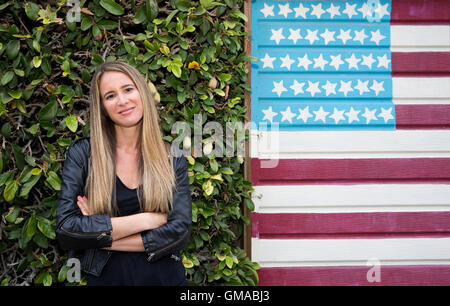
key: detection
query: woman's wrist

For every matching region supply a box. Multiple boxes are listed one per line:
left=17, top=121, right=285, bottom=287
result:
left=143, top=212, right=167, bottom=230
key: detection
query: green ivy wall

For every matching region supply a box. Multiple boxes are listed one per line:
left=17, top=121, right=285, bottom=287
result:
left=0, top=0, right=259, bottom=286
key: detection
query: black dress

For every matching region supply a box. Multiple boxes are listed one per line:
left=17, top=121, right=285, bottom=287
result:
left=86, top=175, right=188, bottom=286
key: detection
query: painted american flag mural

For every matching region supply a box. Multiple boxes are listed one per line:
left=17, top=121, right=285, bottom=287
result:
left=249, top=0, right=450, bottom=285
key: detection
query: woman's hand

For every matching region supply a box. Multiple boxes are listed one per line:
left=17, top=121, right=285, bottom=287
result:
left=77, top=195, right=91, bottom=216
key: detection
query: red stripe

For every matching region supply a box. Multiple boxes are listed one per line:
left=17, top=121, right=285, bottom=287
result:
left=251, top=158, right=450, bottom=185
left=257, top=265, right=450, bottom=286
left=396, top=105, right=450, bottom=129
left=252, top=212, right=450, bottom=239
left=391, top=0, right=450, bottom=25
left=392, top=53, right=450, bottom=76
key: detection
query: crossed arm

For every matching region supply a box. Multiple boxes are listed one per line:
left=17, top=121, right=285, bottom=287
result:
left=76, top=195, right=166, bottom=252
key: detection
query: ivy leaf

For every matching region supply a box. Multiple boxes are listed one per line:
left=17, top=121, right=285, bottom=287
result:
left=37, top=218, right=55, bottom=240
left=100, top=0, right=125, bottom=16
left=65, top=115, right=78, bottom=133
left=38, top=100, right=58, bottom=121
left=6, top=40, right=20, bottom=59
left=5, top=206, right=21, bottom=223
left=230, top=10, right=248, bottom=22
left=20, top=174, right=41, bottom=197
left=46, top=171, right=61, bottom=191
left=1, top=71, right=14, bottom=85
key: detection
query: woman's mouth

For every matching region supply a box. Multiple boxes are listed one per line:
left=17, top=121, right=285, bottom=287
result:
left=119, top=107, right=134, bottom=115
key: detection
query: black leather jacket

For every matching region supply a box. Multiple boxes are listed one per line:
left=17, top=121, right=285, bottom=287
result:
left=55, top=137, right=191, bottom=277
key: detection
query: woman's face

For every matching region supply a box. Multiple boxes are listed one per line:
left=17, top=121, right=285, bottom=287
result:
left=99, top=71, right=144, bottom=127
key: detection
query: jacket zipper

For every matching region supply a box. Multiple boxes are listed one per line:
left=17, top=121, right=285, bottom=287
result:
left=60, top=227, right=111, bottom=240
left=147, top=230, right=190, bottom=262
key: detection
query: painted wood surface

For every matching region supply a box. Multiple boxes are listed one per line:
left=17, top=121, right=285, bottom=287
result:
left=249, top=0, right=450, bottom=285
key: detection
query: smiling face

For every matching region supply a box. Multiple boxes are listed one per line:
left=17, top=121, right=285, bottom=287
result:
left=99, top=71, right=144, bottom=128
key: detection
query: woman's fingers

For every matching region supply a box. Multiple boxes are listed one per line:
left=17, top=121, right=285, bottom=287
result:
left=77, top=195, right=90, bottom=216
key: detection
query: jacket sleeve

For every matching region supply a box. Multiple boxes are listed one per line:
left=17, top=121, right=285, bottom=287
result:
left=55, top=140, right=113, bottom=251
left=141, top=156, right=192, bottom=262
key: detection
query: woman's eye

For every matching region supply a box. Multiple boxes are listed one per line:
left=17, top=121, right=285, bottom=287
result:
left=125, top=87, right=133, bottom=92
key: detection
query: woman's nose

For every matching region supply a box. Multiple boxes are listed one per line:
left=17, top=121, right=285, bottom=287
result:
left=117, top=92, right=128, bottom=105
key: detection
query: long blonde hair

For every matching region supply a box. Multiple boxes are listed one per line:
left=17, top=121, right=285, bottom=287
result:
left=85, top=60, right=175, bottom=216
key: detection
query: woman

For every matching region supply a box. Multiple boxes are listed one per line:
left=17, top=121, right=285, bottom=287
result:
left=55, top=61, right=191, bottom=286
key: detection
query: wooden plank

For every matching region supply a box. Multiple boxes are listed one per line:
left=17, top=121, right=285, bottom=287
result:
left=391, top=26, right=450, bottom=52
left=251, top=158, right=450, bottom=185
left=392, top=52, right=450, bottom=76
left=251, top=237, right=450, bottom=267
left=391, top=0, right=450, bottom=25
left=252, top=212, right=450, bottom=239
left=252, top=184, right=450, bottom=213
left=251, top=130, right=450, bottom=159
left=257, top=265, right=450, bottom=286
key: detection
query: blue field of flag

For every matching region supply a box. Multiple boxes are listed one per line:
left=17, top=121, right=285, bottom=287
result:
left=251, top=0, right=394, bottom=130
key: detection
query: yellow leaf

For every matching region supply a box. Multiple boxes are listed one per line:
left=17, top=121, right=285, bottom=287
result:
left=216, top=253, right=226, bottom=261
left=182, top=258, right=193, bottom=269
left=210, top=174, right=223, bottom=182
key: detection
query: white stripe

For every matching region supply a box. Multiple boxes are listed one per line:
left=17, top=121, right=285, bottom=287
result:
left=252, top=237, right=450, bottom=267
left=253, top=184, right=450, bottom=213
left=250, top=130, right=450, bottom=159
left=394, top=78, right=450, bottom=104
left=391, top=25, right=450, bottom=52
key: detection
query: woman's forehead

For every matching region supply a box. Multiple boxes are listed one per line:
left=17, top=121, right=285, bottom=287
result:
left=99, top=71, right=135, bottom=91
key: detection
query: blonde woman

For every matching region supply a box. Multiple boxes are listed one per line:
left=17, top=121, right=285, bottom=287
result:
left=56, top=61, right=191, bottom=286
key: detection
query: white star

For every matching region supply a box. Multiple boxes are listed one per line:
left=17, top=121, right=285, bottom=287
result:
left=338, top=80, right=353, bottom=96
left=280, top=106, right=296, bottom=123
left=358, top=2, right=372, bottom=19
left=337, top=29, right=352, bottom=45
left=272, top=80, right=287, bottom=97
left=320, top=28, right=335, bottom=45
left=306, top=81, right=321, bottom=97
left=362, top=107, right=378, bottom=124
left=260, top=53, right=276, bottom=69
left=353, top=29, right=368, bottom=44
left=343, top=3, right=358, bottom=19
left=326, top=4, right=341, bottom=19
left=297, top=106, right=313, bottom=123
left=293, top=3, right=309, bottom=18
left=262, top=106, right=278, bottom=123
left=370, top=29, right=386, bottom=45
left=370, top=80, right=385, bottom=96
left=345, top=107, right=361, bottom=123
left=304, top=29, right=319, bottom=45
left=260, top=3, right=274, bottom=18
left=310, top=3, right=325, bottom=19
left=278, top=3, right=292, bottom=18
left=361, top=53, right=376, bottom=69
left=354, top=79, right=370, bottom=95
left=329, top=107, right=346, bottom=124
left=313, top=54, right=328, bottom=71
left=378, top=107, right=394, bottom=123
left=288, top=28, right=302, bottom=44
left=375, top=3, right=390, bottom=20
left=297, top=54, right=312, bottom=70
left=270, top=28, right=285, bottom=45
left=345, top=53, right=361, bottom=70
left=322, top=80, right=337, bottom=96
left=377, top=54, right=391, bottom=69
left=290, top=80, right=305, bottom=95
left=329, top=54, right=344, bottom=70
left=280, top=54, right=295, bottom=70
left=313, top=106, right=329, bottom=123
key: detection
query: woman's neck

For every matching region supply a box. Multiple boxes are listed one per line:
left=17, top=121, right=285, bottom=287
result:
left=114, top=124, right=140, bottom=153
